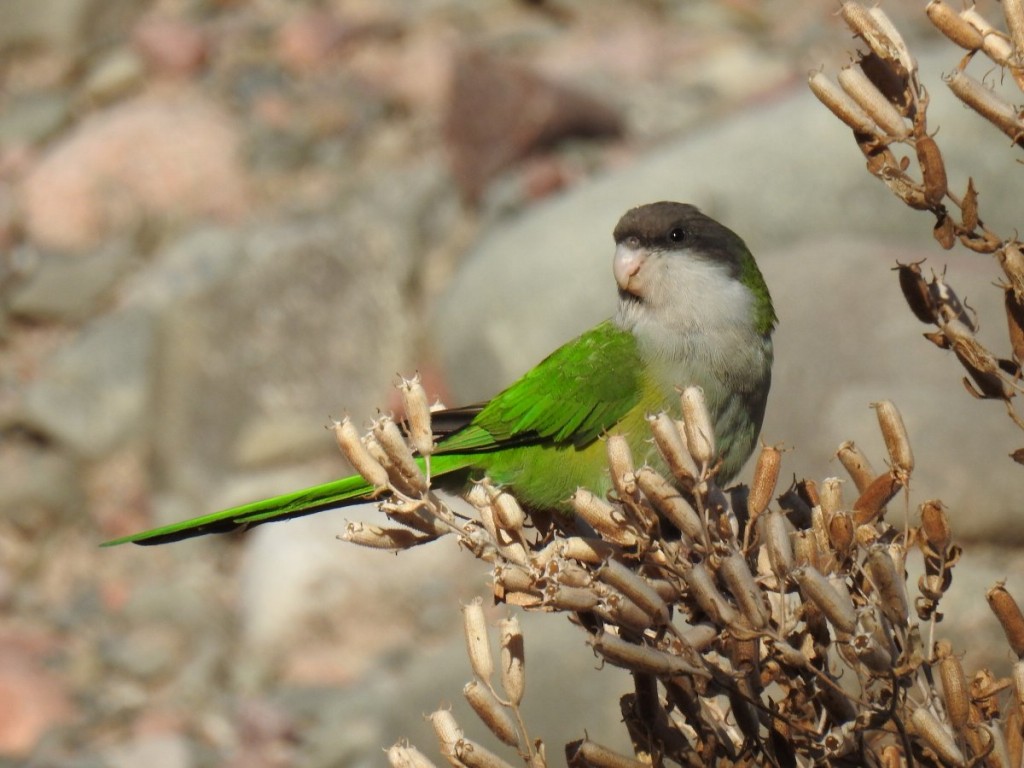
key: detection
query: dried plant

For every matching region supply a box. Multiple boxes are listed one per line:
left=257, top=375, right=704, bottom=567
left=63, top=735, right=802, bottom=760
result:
left=336, top=379, right=1024, bottom=767
left=810, top=1, right=1024, bottom=448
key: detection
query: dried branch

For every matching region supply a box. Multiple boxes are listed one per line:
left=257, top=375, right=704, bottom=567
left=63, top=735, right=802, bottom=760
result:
left=812, top=1, right=1024, bottom=455
left=341, top=381, right=1024, bottom=767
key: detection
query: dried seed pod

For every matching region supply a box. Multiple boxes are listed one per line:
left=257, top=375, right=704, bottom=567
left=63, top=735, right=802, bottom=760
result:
left=597, top=559, right=670, bottom=626
left=543, top=584, right=599, bottom=613
left=853, top=630, right=894, bottom=674
left=946, top=70, right=1024, bottom=148
left=828, top=511, right=855, bottom=561
left=961, top=7, right=1015, bottom=64
left=820, top=477, right=845, bottom=518
left=931, top=215, right=954, bottom=250
left=605, top=434, right=636, bottom=500
left=494, top=562, right=534, bottom=596
left=868, top=7, right=916, bottom=75
left=920, top=499, right=951, bottom=552
left=331, top=417, right=389, bottom=490
left=1014, top=659, right=1024, bottom=714
left=399, top=375, right=434, bottom=457
left=910, top=706, right=967, bottom=767
left=958, top=229, right=1004, bottom=254
left=793, top=565, right=857, bottom=635
left=987, top=583, right=1024, bottom=657
left=927, top=0, right=984, bottom=50
left=1001, top=242, right=1024, bottom=302
left=588, top=631, right=707, bottom=678
left=381, top=497, right=450, bottom=538
left=865, top=545, right=909, bottom=626
left=463, top=681, right=518, bottom=747
left=541, top=536, right=617, bottom=566
left=916, top=135, right=947, bottom=207
left=771, top=639, right=810, bottom=670
left=822, top=723, right=858, bottom=760
left=810, top=505, right=833, bottom=572
left=388, top=742, right=438, bottom=768
left=808, top=71, right=879, bottom=133
left=935, top=640, right=969, bottom=732
left=455, top=737, right=518, bottom=768
left=971, top=667, right=1004, bottom=720
left=499, top=616, right=525, bottom=706
left=763, top=510, right=794, bottom=580
left=1006, top=287, right=1024, bottom=364
left=872, top=400, right=914, bottom=481
left=982, top=722, right=1013, bottom=768
left=931, top=272, right=976, bottom=332
left=429, top=709, right=465, bottom=755
left=568, top=739, right=649, bottom=768
left=680, top=387, right=715, bottom=468
left=719, top=552, right=768, bottom=629
left=462, top=598, right=494, bottom=683
left=852, top=472, right=902, bottom=525
left=896, top=260, right=938, bottom=324
left=633, top=467, right=704, bottom=544
left=488, top=487, right=526, bottom=532
left=961, top=177, right=979, bottom=232
left=646, top=412, right=699, bottom=485
left=682, top=561, right=740, bottom=628
left=374, top=416, right=428, bottom=494
left=1008, top=706, right=1024, bottom=768
left=777, top=485, right=813, bottom=530
left=836, top=441, right=876, bottom=493
left=947, top=325, right=1012, bottom=400
left=879, top=166, right=930, bottom=209
left=596, top=590, right=656, bottom=633
left=1004, top=0, right=1024, bottom=62
left=570, top=488, right=637, bottom=547
left=840, top=2, right=901, bottom=66
left=747, top=443, right=781, bottom=521
left=679, top=622, right=718, bottom=652
left=565, top=537, right=620, bottom=566
left=792, top=530, right=821, bottom=570
left=838, top=65, right=908, bottom=138
left=341, top=522, right=433, bottom=550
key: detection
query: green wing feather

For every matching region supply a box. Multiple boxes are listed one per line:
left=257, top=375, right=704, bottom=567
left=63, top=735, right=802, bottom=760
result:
left=437, top=319, right=642, bottom=452
left=103, top=320, right=644, bottom=546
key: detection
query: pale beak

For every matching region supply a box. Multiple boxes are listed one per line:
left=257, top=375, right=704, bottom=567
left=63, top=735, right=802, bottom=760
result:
left=614, top=241, right=646, bottom=294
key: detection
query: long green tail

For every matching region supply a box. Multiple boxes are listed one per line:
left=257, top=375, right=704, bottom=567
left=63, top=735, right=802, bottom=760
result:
left=101, top=453, right=478, bottom=546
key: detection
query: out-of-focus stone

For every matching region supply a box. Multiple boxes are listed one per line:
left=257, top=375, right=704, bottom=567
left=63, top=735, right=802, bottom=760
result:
left=275, top=10, right=349, bottom=74
left=0, top=437, right=80, bottom=531
left=21, top=92, right=246, bottom=252
left=82, top=47, right=146, bottom=106
left=101, top=625, right=185, bottom=680
left=132, top=16, right=210, bottom=79
left=8, top=240, right=135, bottom=322
left=0, top=0, right=143, bottom=52
left=103, top=734, right=194, bottom=768
left=22, top=307, right=156, bottom=458
left=0, top=629, right=73, bottom=758
left=0, top=91, right=72, bottom=146
left=444, top=48, right=624, bottom=203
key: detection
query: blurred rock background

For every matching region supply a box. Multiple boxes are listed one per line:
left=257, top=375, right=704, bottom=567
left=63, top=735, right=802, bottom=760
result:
left=2, top=0, right=1024, bottom=765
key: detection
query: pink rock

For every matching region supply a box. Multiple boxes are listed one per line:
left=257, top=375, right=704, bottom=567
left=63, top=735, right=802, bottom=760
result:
left=132, top=16, right=210, bottom=78
left=444, top=49, right=624, bottom=203
left=275, top=10, right=349, bottom=74
left=21, top=91, right=246, bottom=252
left=0, top=629, right=72, bottom=757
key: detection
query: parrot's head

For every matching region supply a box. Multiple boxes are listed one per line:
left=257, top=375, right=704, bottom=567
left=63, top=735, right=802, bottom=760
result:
left=612, top=202, right=776, bottom=339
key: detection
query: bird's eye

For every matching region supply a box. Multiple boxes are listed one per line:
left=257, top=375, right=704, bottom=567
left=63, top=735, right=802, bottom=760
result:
left=669, top=227, right=686, bottom=242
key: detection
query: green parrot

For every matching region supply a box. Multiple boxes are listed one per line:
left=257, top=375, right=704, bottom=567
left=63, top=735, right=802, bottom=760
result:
left=104, top=202, right=775, bottom=546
